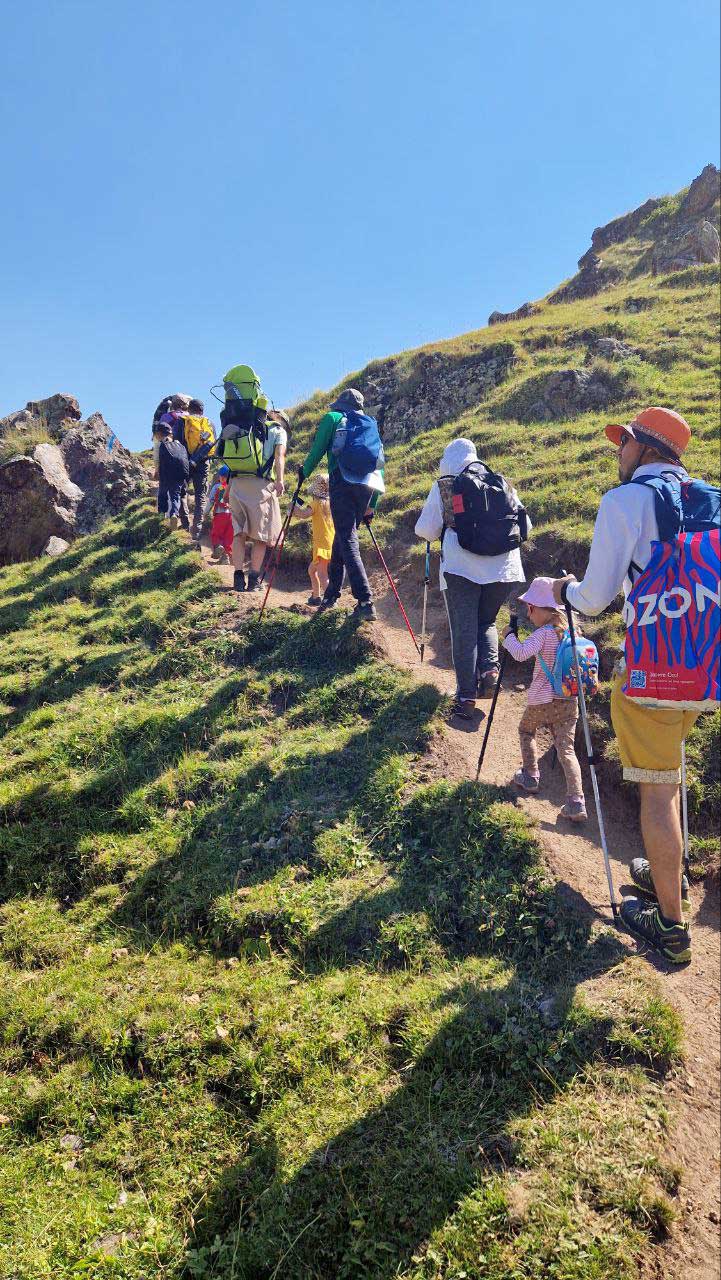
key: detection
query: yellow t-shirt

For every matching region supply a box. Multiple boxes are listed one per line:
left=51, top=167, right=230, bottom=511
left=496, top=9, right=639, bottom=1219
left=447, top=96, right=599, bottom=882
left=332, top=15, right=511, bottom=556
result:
left=311, top=498, right=334, bottom=561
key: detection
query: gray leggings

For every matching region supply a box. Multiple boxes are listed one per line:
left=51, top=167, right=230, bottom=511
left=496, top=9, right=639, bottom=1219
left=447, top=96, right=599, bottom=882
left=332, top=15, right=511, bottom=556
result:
left=443, top=574, right=512, bottom=700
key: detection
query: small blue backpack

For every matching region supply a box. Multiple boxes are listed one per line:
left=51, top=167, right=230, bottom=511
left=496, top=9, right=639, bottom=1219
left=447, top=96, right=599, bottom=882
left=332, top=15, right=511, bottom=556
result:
left=538, top=629, right=600, bottom=699
left=333, top=411, right=384, bottom=479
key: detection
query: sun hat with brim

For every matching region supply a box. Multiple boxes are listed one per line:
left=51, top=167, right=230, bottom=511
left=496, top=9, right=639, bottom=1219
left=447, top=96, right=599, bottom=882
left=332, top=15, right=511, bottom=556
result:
left=518, top=577, right=561, bottom=610
left=604, top=407, right=690, bottom=460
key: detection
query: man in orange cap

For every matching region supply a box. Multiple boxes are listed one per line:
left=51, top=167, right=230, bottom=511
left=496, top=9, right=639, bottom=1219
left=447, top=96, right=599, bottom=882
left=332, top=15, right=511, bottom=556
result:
left=551, top=407, right=697, bottom=964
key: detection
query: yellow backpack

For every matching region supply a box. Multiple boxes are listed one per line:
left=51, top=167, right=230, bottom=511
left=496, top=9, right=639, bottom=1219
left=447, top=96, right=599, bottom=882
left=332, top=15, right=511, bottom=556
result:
left=183, top=415, right=216, bottom=461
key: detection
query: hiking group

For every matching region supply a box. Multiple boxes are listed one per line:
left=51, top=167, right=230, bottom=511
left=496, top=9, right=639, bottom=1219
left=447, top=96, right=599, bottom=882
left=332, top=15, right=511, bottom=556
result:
left=151, top=373, right=719, bottom=966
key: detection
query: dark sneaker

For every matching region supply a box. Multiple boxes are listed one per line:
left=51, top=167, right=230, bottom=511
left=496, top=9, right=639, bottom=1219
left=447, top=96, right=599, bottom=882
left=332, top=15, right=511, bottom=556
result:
left=353, top=602, right=377, bottom=622
left=307, top=595, right=323, bottom=606
left=478, top=668, right=500, bottom=698
left=620, top=899, right=691, bottom=964
left=629, top=857, right=690, bottom=915
left=317, top=595, right=339, bottom=612
left=513, top=768, right=540, bottom=793
left=246, top=573, right=262, bottom=593
left=450, top=698, right=476, bottom=721
left=211, top=544, right=224, bottom=560
left=233, top=570, right=246, bottom=593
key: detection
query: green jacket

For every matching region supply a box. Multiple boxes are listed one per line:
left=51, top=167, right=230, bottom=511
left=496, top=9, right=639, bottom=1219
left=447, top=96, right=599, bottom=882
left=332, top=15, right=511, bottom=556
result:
left=301, top=411, right=383, bottom=509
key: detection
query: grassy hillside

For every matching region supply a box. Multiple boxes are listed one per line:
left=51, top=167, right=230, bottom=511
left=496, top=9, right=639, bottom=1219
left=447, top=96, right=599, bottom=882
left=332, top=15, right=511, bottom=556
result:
left=0, top=505, right=687, bottom=1278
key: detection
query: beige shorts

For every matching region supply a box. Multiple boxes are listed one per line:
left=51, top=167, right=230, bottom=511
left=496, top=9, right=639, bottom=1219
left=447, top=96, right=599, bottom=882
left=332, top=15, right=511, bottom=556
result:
left=610, top=674, right=699, bottom=784
left=228, top=475, right=281, bottom=546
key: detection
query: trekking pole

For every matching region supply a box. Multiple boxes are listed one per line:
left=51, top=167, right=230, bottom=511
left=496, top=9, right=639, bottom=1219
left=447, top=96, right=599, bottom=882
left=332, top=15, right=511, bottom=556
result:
left=561, top=583, right=619, bottom=923
left=258, top=479, right=303, bottom=621
left=419, top=542, right=431, bottom=663
left=363, top=518, right=420, bottom=654
left=681, top=739, right=690, bottom=877
left=475, top=613, right=517, bottom=779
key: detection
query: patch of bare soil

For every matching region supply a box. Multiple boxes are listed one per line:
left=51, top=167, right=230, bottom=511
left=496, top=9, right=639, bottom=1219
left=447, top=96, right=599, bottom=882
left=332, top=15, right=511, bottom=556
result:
left=198, top=532, right=720, bottom=1280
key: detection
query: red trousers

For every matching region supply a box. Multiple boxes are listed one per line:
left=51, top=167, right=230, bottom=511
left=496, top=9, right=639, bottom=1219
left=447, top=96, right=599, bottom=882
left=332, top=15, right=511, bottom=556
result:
left=211, top=512, right=234, bottom=555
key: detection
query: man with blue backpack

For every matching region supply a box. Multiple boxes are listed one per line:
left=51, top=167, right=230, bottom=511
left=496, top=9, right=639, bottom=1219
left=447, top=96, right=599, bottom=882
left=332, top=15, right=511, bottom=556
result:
left=298, top=388, right=384, bottom=621
left=552, top=407, right=720, bottom=964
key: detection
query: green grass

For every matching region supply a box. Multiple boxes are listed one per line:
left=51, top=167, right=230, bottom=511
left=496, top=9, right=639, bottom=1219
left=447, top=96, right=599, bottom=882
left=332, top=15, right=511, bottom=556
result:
left=0, top=503, right=686, bottom=1278
left=0, top=418, right=53, bottom=464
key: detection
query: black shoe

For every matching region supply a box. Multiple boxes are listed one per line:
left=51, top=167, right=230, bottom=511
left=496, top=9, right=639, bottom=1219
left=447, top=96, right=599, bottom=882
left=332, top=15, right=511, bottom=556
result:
left=629, top=857, right=691, bottom=915
left=317, top=595, right=339, bottom=612
left=477, top=668, right=500, bottom=698
left=246, top=573, right=262, bottom=593
left=353, top=601, right=377, bottom=621
left=619, top=898, right=691, bottom=964
left=307, top=596, right=323, bottom=606
left=233, top=570, right=246, bottom=593
left=449, top=698, right=476, bottom=721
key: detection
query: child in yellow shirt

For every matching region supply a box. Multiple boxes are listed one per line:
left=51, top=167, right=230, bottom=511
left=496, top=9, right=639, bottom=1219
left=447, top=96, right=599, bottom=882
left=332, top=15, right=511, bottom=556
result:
left=294, top=472, right=334, bottom=605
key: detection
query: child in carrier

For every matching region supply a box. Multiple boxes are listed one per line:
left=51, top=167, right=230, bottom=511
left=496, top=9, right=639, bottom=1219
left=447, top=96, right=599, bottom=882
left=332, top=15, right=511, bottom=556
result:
left=293, top=472, right=335, bottom=605
left=502, top=577, right=587, bottom=823
left=202, top=465, right=234, bottom=563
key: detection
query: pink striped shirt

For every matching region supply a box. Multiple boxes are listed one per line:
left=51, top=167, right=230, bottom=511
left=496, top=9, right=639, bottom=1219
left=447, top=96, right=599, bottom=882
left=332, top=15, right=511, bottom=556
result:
left=503, top=624, right=561, bottom=705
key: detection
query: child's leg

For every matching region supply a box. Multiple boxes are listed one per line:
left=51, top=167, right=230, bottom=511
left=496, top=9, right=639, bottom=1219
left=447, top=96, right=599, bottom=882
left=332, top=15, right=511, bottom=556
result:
left=518, top=705, right=541, bottom=779
left=308, top=560, right=321, bottom=596
left=316, top=556, right=329, bottom=595
left=551, top=709, right=584, bottom=799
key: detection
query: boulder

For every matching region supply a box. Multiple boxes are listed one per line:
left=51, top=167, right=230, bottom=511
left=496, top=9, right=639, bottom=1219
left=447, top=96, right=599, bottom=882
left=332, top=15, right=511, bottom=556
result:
left=58, top=412, right=146, bottom=532
left=679, top=164, right=720, bottom=218
left=43, top=536, right=71, bottom=556
left=549, top=257, right=622, bottom=305
left=0, top=444, right=83, bottom=564
left=526, top=367, right=628, bottom=422
left=653, top=219, right=721, bottom=272
left=594, top=337, right=639, bottom=361
left=488, top=301, right=540, bottom=326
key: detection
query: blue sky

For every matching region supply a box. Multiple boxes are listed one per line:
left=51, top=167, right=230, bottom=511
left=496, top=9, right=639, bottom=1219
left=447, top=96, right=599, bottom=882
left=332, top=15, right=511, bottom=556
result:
left=1, top=0, right=719, bottom=451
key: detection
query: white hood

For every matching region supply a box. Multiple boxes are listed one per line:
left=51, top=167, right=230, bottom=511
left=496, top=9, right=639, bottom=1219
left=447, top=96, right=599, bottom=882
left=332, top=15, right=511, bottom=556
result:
left=439, top=438, right=478, bottom=477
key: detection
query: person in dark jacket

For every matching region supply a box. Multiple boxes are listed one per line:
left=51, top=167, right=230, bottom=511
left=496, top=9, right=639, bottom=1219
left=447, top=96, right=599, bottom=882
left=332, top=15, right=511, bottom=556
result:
left=157, top=421, right=190, bottom=529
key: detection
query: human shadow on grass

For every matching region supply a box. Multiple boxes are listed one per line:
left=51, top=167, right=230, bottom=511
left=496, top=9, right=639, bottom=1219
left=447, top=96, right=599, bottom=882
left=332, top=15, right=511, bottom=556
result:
left=180, top=852, right=635, bottom=1280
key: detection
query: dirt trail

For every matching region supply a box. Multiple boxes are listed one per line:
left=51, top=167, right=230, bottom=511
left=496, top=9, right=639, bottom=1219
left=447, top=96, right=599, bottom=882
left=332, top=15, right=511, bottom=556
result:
left=199, top=535, right=720, bottom=1279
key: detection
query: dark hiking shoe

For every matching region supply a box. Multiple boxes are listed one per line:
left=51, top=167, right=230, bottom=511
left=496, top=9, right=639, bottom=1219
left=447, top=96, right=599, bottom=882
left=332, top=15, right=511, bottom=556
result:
left=513, top=768, right=540, bottom=793
left=317, top=595, right=339, bottom=612
left=560, top=798, right=588, bottom=823
left=246, top=573, right=262, bottom=593
left=450, top=698, right=476, bottom=721
left=353, top=602, right=377, bottom=622
left=233, top=570, right=246, bottom=593
left=620, top=899, right=691, bottom=964
left=478, top=667, right=500, bottom=698
left=211, top=544, right=225, bottom=560
left=307, top=595, right=323, bottom=606
left=629, top=857, right=691, bottom=915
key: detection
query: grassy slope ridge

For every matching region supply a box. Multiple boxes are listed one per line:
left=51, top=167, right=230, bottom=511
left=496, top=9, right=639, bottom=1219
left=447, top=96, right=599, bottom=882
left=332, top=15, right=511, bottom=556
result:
left=0, top=505, right=685, bottom=1279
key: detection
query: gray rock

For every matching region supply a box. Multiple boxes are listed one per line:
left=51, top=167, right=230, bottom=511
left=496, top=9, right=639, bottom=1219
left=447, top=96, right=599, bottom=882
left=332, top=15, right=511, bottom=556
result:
left=537, top=996, right=559, bottom=1027
left=594, top=337, right=639, bottom=361
left=43, top=536, right=71, bottom=556
left=522, top=366, right=628, bottom=422
left=0, top=445, right=82, bottom=564
left=549, top=258, right=622, bottom=305
left=679, top=164, right=720, bottom=218
left=488, top=301, right=539, bottom=326
left=654, top=218, right=721, bottom=272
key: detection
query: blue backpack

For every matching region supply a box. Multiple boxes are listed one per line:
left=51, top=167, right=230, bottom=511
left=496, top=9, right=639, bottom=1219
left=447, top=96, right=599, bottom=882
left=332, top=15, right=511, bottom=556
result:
left=538, top=628, right=600, bottom=699
left=333, top=411, right=384, bottom=480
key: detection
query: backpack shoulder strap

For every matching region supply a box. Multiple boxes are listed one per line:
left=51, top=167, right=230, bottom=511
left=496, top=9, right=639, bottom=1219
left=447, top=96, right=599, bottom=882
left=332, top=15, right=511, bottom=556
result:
left=629, top=472, right=684, bottom=541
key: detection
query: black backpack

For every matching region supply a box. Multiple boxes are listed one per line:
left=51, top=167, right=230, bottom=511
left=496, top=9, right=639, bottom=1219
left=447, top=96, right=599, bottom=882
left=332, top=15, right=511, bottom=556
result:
left=442, top=462, right=529, bottom=556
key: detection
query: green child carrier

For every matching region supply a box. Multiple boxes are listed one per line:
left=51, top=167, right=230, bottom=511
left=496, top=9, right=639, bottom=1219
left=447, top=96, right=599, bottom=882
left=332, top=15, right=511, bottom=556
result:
left=216, top=364, right=273, bottom=478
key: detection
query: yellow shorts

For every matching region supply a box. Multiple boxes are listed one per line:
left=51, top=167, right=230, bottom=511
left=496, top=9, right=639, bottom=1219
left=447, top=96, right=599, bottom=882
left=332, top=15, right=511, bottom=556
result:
left=610, top=675, right=699, bottom=784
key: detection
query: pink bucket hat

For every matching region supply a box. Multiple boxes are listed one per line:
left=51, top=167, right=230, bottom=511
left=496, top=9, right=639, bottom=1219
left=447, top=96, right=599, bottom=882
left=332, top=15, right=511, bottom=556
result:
left=518, top=576, right=559, bottom=610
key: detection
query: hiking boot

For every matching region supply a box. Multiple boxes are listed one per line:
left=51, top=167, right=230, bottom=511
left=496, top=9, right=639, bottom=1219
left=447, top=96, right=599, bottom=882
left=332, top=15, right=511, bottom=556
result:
left=513, top=768, right=540, bottom=793
left=561, top=798, right=588, bottom=823
left=620, top=898, right=692, bottom=965
left=450, top=698, right=476, bottom=721
left=307, top=595, right=323, bottom=606
left=168, top=516, right=180, bottom=531
left=211, top=544, right=224, bottom=560
left=233, top=570, right=246, bottom=593
left=246, top=573, right=262, bottom=593
left=317, top=595, right=339, bottom=612
left=629, top=857, right=691, bottom=915
left=353, top=601, right=377, bottom=622
left=478, top=667, right=500, bottom=698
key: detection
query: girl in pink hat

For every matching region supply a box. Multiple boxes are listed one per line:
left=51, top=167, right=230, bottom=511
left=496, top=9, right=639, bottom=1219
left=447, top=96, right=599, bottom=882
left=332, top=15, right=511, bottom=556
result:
left=502, top=577, right=586, bottom=821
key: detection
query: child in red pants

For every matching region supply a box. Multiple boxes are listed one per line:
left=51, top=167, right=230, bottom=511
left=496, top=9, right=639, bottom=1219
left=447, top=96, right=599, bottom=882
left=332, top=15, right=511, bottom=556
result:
left=203, top=466, right=234, bottom=563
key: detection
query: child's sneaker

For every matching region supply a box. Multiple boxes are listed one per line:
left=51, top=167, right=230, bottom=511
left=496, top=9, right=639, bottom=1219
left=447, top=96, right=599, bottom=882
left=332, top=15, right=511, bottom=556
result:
left=560, top=798, right=587, bottom=822
left=211, top=544, right=224, bottom=560
left=513, top=768, right=539, bottom=792
left=629, top=857, right=691, bottom=914
left=620, top=898, right=691, bottom=964
left=168, top=516, right=180, bottom=531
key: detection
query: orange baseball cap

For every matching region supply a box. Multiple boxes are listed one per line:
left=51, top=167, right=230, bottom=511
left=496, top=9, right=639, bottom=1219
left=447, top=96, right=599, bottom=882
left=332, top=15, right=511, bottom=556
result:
left=605, top=407, right=691, bottom=460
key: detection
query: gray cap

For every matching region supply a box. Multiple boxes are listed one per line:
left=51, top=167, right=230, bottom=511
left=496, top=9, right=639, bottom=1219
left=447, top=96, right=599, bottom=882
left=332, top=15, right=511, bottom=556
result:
left=330, top=388, right=364, bottom=413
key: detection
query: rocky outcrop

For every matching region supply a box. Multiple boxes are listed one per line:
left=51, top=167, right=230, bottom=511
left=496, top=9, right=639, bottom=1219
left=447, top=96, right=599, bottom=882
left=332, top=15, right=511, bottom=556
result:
left=488, top=301, right=540, bottom=326
left=549, top=255, right=622, bottom=304
left=652, top=219, right=720, bottom=272
left=679, top=163, right=720, bottom=218
left=354, top=344, right=516, bottom=444
left=0, top=395, right=146, bottom=565
left=593, top=337, right=639, bottom=361
left=524, top=366, right=630, bottom=422
left=589, top=198, right=662, bottom=255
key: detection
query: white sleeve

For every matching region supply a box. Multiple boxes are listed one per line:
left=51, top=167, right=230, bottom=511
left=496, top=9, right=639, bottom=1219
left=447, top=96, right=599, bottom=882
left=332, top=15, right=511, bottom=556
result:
left=566, top=489, right=640, bottom=616
left=415, top=483, right=444, bottom=542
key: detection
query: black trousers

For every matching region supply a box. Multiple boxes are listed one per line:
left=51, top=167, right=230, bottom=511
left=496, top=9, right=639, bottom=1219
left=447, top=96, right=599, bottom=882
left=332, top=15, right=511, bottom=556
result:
left=327, top=472, right=374, bottom=604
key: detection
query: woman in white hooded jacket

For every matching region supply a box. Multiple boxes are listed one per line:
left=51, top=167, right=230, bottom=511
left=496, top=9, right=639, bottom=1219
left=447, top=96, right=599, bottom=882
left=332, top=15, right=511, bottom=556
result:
left=415, top=438, right=530, bottom=718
